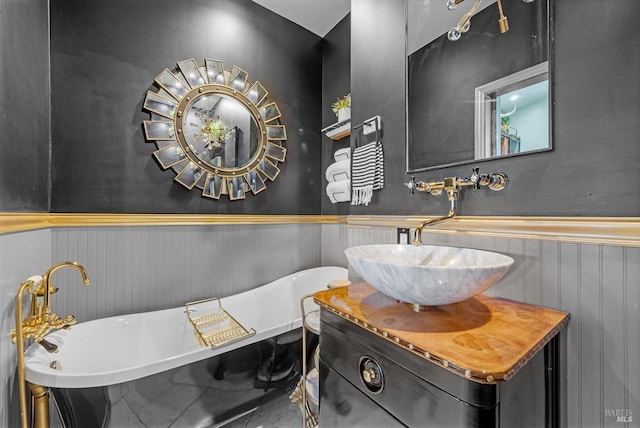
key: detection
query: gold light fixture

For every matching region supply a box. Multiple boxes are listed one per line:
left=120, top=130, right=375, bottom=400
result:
left=497, top=0, right=509, bottom=33
left=447, top=0, right=532, bottom=41
left=447, top=0, right=484, bottom=41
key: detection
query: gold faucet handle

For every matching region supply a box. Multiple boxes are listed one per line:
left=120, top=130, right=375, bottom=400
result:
left=62, top=314, right=77, bottom=329
left=404, top=176, right=446, bottom=195
left=33, top=323, right=50, bottom=342
left=45, top=312, right=76, bottom=329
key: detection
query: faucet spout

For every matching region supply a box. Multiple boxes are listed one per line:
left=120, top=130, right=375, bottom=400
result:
left=42, top=261, right=91, bottom=311
left=412, top=205, right=457, bottom=246
left=413, top=188, right=459, bottom=245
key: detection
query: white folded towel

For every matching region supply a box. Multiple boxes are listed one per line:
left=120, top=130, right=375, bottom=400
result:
left=326, top=180, right=351, bottom=203
left=351, top=141, right=384, bottom=206
left=325, top=159, right=350, bottom=183
left=333, top=147, right=351, bottom=162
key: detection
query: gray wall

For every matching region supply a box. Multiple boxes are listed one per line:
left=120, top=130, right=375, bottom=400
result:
left=322, top=14, right=352, bottom=215
left=49, top=0, right=324, bottom=214
left=351, top=0, right=410, bottom=215
left=0, top=0, right=327, bottom=215
left=351, top=0, right=640, bottom=217
left=0, top=0, right=50, bottom=212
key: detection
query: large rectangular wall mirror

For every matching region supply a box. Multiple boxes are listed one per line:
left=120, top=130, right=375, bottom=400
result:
left=407, top=0, right=551, bottom=172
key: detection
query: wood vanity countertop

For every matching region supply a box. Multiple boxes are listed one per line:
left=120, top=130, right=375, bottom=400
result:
left=313, top=283, right=570, bottom=384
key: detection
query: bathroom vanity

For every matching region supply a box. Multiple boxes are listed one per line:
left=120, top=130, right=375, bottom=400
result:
left=314, top=283, right=569, bottom=427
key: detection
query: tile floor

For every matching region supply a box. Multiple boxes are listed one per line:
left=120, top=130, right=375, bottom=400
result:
left=223, top=391, right=302, bottom=428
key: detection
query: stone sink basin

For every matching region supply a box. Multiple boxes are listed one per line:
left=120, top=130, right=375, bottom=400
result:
left=344, top=244, right=514, bottom=306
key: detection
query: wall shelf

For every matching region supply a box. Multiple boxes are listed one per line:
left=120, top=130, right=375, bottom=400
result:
left=322, top=119, right=351, bottom=140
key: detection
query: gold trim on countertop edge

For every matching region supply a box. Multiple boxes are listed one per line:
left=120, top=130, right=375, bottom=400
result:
left=1, top=213, right=638, bottom=247
left=314, top=291, right=571, bottom=385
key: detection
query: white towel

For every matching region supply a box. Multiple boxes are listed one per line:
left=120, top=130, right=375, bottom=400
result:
left=351, top=141, right=384, bottom=206
left=326, top=180, right=351, bottom=203
left=333, top=147, right=351, bottom=162
left=325, top=159, right=350, bottom=183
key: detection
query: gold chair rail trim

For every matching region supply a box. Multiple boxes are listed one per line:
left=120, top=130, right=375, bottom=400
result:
left=0, top=214, right=345, bottom=234
left=347, top=215, right=640, bottom=247
left=1, top=213, right=638, bottom=247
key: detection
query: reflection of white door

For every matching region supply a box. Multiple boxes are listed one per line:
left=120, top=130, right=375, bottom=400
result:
left=219, top=98, right=251, bottom=168
left=474, top=61, right=549, bottom=159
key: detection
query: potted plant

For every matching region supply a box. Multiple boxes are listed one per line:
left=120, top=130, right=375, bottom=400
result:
left=501, top=116, right=510, bottom=133
left=202, top=115, right=230, bottom=151
left=332, top=93, right=351, bottom=122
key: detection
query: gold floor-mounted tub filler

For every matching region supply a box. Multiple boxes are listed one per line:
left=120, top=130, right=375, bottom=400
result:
left=185, top=297, right=255, bottom=348
left=10, top=262, right=91, bottom=428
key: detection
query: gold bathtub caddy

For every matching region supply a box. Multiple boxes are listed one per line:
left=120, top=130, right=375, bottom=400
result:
left=185, top=297, right=256, bottom=348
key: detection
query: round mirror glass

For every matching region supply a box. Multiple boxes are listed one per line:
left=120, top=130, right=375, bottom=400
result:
left=182, top=93, right=260, bottom=170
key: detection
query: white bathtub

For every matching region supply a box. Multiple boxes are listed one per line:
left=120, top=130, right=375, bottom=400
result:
left=25, top=266, right=347, bottom=389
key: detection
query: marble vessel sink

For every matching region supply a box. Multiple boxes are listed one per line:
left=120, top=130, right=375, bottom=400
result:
left=344, top=244, right=514, bottom=306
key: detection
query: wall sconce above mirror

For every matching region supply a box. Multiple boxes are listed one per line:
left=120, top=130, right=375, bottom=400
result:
left=143, top=59, right=287, bottom=200
left=407, top=0, right=551, bottom=172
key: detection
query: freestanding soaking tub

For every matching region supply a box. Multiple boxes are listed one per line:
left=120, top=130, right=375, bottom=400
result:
left=24, top=266, right=348, bottom=427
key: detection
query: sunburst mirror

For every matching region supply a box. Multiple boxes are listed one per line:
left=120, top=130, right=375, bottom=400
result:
left=142, top=59, right=287, bottom=200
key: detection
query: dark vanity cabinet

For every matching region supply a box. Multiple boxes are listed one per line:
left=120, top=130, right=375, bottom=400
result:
left=315, top=284, right=569, bottom=428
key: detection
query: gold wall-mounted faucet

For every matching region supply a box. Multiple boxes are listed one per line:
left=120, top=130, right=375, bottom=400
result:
left=405, top=167, right=509, bottom=244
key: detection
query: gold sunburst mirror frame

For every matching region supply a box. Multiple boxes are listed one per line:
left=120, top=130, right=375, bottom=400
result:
left=142, top=58, right=287, bottom=200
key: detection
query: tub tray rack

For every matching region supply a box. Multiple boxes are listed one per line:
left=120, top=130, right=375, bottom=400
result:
left=185, top=297, right=256, bottom=348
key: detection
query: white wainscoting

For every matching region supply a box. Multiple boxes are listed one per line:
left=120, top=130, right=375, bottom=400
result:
left=0, top=229, right=52, bottom=428
left=48, top=224, right=324, bottom=321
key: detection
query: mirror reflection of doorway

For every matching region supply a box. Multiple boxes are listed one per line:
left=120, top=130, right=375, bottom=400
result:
left=475, top=61, right=550, bottom=159
left=496, top=80, right=549, bottom=156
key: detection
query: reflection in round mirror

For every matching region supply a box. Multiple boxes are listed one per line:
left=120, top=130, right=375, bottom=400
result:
left=182, top=93, right=260, bottom=170
left=142, top=59, right=287, bottom=201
